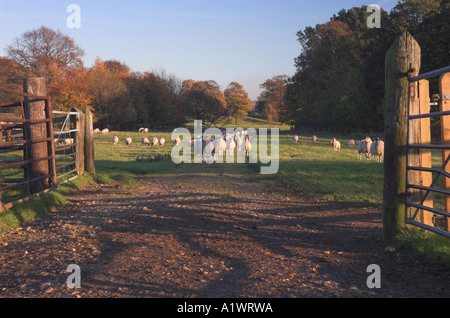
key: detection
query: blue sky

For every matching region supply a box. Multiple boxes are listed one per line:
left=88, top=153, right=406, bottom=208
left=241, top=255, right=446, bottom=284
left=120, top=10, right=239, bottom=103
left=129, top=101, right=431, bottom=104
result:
left=0, top=0, right=398, bottom=99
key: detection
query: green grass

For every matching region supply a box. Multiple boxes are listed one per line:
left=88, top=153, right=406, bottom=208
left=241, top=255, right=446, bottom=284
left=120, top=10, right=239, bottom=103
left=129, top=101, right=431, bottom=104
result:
left=0, top=173, right=96, bottom=238
left=395, top=228, right=450, bottom=267
left=1, top=116, right=449, bottom=265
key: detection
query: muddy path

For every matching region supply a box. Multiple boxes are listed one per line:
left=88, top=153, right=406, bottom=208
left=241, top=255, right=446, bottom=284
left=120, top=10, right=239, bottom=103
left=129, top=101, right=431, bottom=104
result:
left=0, top=164, right=448, bottom=298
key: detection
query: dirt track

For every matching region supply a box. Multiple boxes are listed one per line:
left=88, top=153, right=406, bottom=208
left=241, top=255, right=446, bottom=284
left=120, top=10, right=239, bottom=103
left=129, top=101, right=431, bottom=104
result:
left=0, top=164, right=449, bottom=298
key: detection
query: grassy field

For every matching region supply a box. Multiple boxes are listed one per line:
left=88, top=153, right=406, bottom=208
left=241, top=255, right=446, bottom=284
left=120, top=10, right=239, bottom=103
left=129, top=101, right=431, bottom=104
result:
left=1, top=115, right=449, bottom=264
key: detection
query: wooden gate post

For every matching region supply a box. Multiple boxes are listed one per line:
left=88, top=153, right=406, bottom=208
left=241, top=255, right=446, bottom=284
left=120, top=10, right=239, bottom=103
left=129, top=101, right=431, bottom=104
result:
left=84, top=107, right=95, bottom=175
left=71, top=108, right=85, bottom=176
left=383, top=32, right=421, bottom=242
left=440, top=73, right=450, bottom=231
left=23, top=77, right=50, bottom=193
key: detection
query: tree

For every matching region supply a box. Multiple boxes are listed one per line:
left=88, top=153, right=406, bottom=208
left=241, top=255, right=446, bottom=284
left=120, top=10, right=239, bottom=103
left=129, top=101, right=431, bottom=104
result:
left=50, top=67, right=92, bottom=112
left=180, top=80, right=227, bottom=126
left=87, top=59, right=133, bottom=129
left=224, top=82, right=252, bottom=123
left=5, top=26, right=85, bottom=84
left=0, top=57, right=33, bottom=102
left=257, top=75, right=288, bottom=123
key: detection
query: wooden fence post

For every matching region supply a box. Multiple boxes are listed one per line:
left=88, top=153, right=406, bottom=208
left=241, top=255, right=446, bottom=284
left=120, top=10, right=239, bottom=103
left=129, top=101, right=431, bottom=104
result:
left=440, top=73, right=450, bottom=231
left=71, top=108, right=85, bottom=176
left=383, top=32, right=421, bottom=242
left=23, top=77, right=50, bottom=193
left=84, top=107, right=95, bottom=175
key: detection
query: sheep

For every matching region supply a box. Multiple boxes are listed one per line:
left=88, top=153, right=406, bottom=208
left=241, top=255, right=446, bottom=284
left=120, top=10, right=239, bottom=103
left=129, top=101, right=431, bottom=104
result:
left=217, top=137, right=227, bottom=156
left=358, top=136, right=372, bottom=161
left=102, top=128, right=109, bottom=134
left=113, top=135, right=119, bottom=145
left=332, top=138, right=341, bottom=151
left=174, top=137, right=181, bottom=146
left=226, top=137, right=236, bottom=155
left=159, top=137, right=166, bottom=146
left=125, top=137, right=132, bottom=145
left=244, top=136, right=252, bottom=157
left=236, top=136, right=244, bottom=152
left=346, top=139, right=355, bottom=147
left=292, top=135, right=299, bottom=143
left=312, top=135, right=317, bottom=143
left=203, top=139, right=216, bottom=163
left=139, top=128, right=145, bottom=133
left=54, top=138, right=74, bottom=146
left=93, top=128, right=100, bottom=134
left=370, top=138, right=384, bottom=163
left=141, top=137, right=150, bottom=146
left=152, top=137, right=159, bottom=146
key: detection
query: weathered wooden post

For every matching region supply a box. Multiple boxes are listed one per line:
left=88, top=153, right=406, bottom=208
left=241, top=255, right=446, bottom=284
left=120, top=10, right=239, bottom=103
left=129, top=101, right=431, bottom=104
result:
left=84, top=107, right=95, bottom=175
left=383, top=32, right=421, bottom=242
left=440, top=72, right=450, bottom=231
left=71, top=108, right=85, bottom=176
left=23, top=77, right=51, bottom=193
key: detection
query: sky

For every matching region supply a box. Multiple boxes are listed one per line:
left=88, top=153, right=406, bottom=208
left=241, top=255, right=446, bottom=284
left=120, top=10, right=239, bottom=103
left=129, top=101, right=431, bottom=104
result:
left=0, top=0, right=398, bottom=100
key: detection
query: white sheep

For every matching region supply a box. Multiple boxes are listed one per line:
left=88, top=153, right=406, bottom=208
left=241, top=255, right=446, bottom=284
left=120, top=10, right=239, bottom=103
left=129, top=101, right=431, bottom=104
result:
left=139, top=128, right=145, bottom=133
left=174, top=137, right=181, bottom=146
left=370, top=138, right=384, bottom=163
left=332, top=138, right=341, bottom=151
left=152, top=137, right=159, bottom=146
left=236, top=136, right=243, bottom=152
left=102, top=128, right=109, bottom=134
left=312, top=135, right=317, bottom=143
left=358, top=136, right=372, bottom=161
left=244, top=136, right=251, bottom=157
left=346, top=139, right=355, bottom=147
left=141, top=137, right=150, bottom=146
left=292, top=135, right=299, bottom=143
left=125, top=137, right=132, bottom=145
left=159, top=137, right=166, bottom=146
left=93, top=128, right=100, bottom=134
left=226, top=137, right=236, bottom=155
left=113, top=135, right=119, bottom=145
left=203, top=139, right=215, bottom=163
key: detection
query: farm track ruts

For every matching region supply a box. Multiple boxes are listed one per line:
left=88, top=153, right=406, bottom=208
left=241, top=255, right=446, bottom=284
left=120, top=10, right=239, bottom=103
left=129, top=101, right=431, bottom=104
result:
left=0, top=164, right=449, bottom=298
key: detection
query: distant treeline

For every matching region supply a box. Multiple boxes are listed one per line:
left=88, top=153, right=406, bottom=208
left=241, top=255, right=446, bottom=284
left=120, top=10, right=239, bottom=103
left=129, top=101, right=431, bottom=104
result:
left=0, top=0, right=448, bottom=132
left=283, top=0, right=449, bottom=133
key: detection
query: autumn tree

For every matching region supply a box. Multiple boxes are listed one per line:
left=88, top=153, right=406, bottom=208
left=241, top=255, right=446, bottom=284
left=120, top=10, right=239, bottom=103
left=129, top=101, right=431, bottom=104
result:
left=87, top=59, right=133, bottom=129
left=257, top=75, right=288, bottom=123
left=50, top=67, right=93, bottom=111
left=224, top=82, right=252, bottom=123
left=180, top=80, right=227, bottom=126
left=0, top=57, right=33, bottom=102
left=5, top=26, right=85, bottom=85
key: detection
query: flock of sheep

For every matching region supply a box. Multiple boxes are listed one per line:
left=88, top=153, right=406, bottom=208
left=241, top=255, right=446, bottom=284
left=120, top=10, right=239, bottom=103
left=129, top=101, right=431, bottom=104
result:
left=97, top=127, right=253, bottom=160
left=96, top=127, right=384, bottom=163
left=292, top=134, right=385, bottom=163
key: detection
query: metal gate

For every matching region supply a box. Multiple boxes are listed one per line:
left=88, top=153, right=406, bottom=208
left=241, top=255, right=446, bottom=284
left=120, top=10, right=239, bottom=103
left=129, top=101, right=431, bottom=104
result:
left=52, top=110, right=81, bottom=184
left=406, top=65, right=450, bottom=238
left=0, top=86, right=57, bottom=212
left=0, top=86, right=82, bottom=212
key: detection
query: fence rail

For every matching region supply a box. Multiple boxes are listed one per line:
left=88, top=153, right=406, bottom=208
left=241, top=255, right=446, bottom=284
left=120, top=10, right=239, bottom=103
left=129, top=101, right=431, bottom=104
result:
left=0, top=79, right=93, bottom=213
left=405, top=65, right=450, bottom=238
